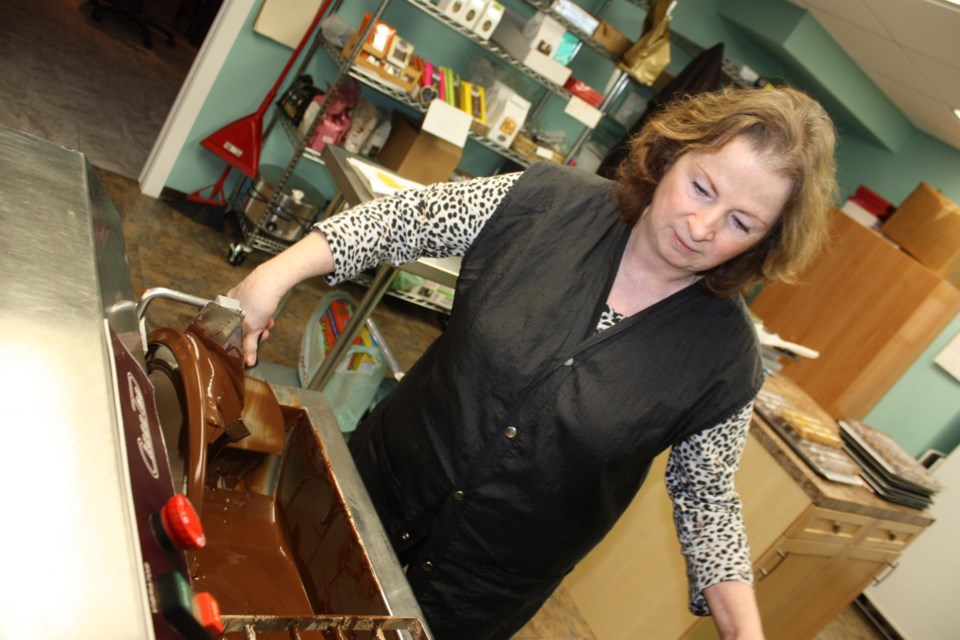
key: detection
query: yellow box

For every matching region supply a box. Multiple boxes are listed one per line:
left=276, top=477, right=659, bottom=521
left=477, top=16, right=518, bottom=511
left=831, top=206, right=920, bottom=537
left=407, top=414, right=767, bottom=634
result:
left=459, top=81, right=486, bottom=125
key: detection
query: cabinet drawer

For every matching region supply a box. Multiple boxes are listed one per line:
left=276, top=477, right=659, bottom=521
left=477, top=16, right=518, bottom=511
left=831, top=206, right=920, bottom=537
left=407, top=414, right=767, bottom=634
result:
left=859, top=519, right=924, bottom=552
left=785, top=508, right=873, bottom=545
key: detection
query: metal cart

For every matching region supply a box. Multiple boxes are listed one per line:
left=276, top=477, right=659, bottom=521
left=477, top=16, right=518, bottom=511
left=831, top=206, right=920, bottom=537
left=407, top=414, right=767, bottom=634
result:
left=224, top=3, right=387, bottom=266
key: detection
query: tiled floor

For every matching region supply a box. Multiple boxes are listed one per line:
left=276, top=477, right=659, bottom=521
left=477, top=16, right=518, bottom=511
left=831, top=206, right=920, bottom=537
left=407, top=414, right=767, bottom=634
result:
left=0, top=1, right=890, bottom=638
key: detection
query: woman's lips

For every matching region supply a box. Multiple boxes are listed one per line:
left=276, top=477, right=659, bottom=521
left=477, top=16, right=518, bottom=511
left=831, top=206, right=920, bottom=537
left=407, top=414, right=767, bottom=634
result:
left=672, top=231, right=696, bottom=253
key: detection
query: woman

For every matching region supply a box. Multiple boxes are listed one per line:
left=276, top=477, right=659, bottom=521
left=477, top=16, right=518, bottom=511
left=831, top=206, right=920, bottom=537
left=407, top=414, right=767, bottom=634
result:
left=229, top=86, right=838, bottom=640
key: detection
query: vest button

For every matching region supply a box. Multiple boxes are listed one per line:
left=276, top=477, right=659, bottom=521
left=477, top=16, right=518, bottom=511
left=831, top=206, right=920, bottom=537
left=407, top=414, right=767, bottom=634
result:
left=453, top=490, right=465, bottom=501
left=400, top=532, right=411, bottom=541
left=422, top=561, right=434, bottom=572
left=564, top=357, right=575, bottom=366
left=504, top=426, right=518, bottom=439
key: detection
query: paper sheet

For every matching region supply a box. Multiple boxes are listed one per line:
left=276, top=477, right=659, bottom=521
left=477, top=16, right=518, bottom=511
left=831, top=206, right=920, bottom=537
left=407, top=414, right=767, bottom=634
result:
left=934, top=330, right=960, bottom=382
left=347, top=157, right=423, bottom=197
left=253, top=0, right=323, bottom=49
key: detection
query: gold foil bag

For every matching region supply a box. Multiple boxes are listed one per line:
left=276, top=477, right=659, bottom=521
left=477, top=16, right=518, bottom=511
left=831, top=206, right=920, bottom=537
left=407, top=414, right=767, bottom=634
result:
left=617, top=0, right=671, bottom=85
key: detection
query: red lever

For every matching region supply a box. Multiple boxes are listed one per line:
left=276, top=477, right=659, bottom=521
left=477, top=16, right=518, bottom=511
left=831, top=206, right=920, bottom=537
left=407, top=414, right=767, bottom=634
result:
left=193, top=591, right=224, bottom=635
left=160, top=494, right=206, bottom=550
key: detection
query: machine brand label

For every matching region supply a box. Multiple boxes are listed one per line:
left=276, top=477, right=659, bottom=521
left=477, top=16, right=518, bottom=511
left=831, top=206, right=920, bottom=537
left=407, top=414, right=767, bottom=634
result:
left=129, top=372, right=160, bottom=479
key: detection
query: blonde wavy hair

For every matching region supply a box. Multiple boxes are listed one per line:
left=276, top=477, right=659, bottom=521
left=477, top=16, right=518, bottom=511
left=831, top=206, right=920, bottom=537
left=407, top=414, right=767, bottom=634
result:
left=614, top=85, right=839, bottom=297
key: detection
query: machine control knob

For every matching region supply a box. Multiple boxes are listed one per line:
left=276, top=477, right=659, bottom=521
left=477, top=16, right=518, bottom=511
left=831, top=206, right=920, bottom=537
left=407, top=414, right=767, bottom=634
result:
left=157, top=572, right=219, bottom=639
left=194, top=591, right=224, bottom=636
left=159, top=493, right=206, bottom=550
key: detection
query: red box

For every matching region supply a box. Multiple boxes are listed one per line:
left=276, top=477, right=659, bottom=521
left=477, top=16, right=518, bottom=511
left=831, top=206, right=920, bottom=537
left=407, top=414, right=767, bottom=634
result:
left=850, top=185, right=895, bottom=220
left=563, top=77, right=604, bottom=107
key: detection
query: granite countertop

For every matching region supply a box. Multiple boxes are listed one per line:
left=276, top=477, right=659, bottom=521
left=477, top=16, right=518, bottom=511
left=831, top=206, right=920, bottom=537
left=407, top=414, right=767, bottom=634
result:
left=749, top=412, right=935, bottom=528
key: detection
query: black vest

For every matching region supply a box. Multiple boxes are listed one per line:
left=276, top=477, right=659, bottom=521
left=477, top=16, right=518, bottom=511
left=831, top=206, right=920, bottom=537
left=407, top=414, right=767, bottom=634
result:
left=349, top=163, right=763, bottom=639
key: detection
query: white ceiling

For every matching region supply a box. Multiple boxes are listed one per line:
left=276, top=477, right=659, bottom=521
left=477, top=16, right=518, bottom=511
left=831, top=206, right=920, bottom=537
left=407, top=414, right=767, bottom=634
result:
left=786, top=0, right=960, bottom=152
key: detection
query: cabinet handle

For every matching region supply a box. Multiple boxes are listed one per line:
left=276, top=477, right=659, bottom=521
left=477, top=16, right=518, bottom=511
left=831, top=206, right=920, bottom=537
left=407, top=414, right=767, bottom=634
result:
left=758, top=549, right=789, bottom=581
left=872, top=560, right=899, bottom=585
left=831, top=522, right=842, bottom=534
left=888, top=531, right=897, bottom=542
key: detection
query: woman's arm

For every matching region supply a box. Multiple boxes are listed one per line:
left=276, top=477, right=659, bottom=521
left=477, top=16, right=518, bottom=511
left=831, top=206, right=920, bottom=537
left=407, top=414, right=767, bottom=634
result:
left=703, top=581, right=764, bottom=640
left=228, top=172, right=520, bottom=365
left=228, top=231, right=334, bottom=366
left=665, top=402, right=763, bottom=638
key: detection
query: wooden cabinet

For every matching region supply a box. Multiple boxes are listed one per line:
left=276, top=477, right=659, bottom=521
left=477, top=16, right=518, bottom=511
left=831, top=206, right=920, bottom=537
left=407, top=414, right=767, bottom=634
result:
left=687, top=506, right=919, bottom=640
left=562, top=410, right=933, bottom=640
left=749, top=208, right=960, bottom=419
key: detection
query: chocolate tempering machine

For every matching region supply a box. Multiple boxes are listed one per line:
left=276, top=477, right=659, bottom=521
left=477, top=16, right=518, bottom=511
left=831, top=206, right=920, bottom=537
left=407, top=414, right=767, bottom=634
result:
left=0, top=125, right=431, bottom=639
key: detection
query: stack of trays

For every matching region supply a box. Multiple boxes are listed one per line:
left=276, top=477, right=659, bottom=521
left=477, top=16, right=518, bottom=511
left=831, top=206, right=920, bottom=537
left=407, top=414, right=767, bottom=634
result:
left=840, top=419, right=942, bottom=509
left=754, top=377, right=863, bottom=486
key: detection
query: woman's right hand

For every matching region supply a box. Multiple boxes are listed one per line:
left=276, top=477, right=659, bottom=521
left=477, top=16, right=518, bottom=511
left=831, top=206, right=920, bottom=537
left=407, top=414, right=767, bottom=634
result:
left=226, top=230, right=337, bottom=367
left=228, top=264, right=286, bottom=367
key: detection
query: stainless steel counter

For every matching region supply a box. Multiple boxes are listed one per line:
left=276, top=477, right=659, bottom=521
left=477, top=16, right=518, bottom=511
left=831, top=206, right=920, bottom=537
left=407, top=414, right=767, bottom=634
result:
left=0, top=126, right=150, bottom=638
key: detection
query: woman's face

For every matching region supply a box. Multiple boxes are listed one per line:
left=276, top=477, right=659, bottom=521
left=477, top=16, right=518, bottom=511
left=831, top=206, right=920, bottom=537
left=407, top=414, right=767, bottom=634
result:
left=640, top=135, right=793, bottom=279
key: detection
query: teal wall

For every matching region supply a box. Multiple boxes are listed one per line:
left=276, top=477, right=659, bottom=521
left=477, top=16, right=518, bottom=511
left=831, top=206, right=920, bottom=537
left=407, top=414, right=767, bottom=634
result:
left=165, top=0, right=960, bottom=455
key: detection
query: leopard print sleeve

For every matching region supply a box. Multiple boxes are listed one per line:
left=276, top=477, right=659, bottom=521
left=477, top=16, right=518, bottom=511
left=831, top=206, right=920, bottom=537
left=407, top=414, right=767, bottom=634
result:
left=666, top=402, right=755, bottom=616
left=313, top=172, right=521, bottom=284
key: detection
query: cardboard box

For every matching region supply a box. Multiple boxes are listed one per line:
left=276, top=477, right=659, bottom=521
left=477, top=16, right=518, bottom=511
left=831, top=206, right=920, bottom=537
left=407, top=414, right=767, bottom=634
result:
left=882, top=182, right=960, bottom=285
left=523, top=12, right=566, bottom=58
left=471, top=0, right=504, bottom=40
left=460, top=81, right=487, bottom=125
left=563, top=77, right=604, bottom=107
left=551, top=0, right=599, bottom=35
left=376, top=112, right=462, bottom=185
left=511, top=133, right=563, bottom=164
left=491, top=9, right=572, bottom=87
left=436, top=0, right=470, bottom=23
left=456, top=0, right=488, bottom=29
left=592, top=20, right=631, bottom=57
left=553, top=31, right=580, bottom=65
left=484, top=82, right=530, bottom=148
left=343, top=33, right=421, bottom=96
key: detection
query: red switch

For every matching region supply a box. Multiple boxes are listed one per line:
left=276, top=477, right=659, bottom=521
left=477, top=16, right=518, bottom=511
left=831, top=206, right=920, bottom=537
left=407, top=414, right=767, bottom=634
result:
left=194, top=591, right=224, bottom=636
left=159, top=493, right=206, bottom=550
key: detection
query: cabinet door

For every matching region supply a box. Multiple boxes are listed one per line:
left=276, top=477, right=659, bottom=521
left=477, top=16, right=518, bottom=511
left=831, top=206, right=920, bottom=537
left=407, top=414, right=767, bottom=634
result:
left=565, top=434, right=811, bottom=640
left=685, top=538, right=838, bottom=640
left=690, top=507, right=880, bottom=640
left=767, top=544, right=896, bottom=639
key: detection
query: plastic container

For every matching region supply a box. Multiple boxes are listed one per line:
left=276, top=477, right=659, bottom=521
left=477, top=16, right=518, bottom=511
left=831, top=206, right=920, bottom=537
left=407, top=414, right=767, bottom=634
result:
left=299, top=291, right=387, bottom=434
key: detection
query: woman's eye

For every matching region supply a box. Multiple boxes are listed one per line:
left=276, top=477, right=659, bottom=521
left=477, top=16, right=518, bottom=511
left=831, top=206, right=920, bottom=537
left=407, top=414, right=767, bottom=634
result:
left=692, top=181, right=709, bottom=197
left=732, top=216, right=750, bottom=233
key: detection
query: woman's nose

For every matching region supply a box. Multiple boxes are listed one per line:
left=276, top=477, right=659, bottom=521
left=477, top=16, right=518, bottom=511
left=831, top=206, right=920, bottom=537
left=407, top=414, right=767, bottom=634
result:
left=688, top=208, right=719, bottom=242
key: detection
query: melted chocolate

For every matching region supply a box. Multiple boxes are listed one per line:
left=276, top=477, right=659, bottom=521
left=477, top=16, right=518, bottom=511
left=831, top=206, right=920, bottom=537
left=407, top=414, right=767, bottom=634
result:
left=151, top=312, right=395, bottom=639
left=190, top=487, right=314, bottom=616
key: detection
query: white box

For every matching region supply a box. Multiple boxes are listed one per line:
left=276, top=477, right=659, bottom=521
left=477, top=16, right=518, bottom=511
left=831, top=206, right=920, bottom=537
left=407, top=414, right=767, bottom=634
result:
left=491, top=10, right=572, bottom=86
left=564, top=95, right=601, bottom=128
left=551, top=0, right=598, bottom=35
left=484, top=82, right=531, bottom=148
left=456, top=0, right=488, bottom=28
left=841, top=200, right=881, bottom=229
left=471, top=0, right=504, bottom=40
left=523, top=12, right=566, bottom=58
left=437, top=0, right=469, bottom=23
